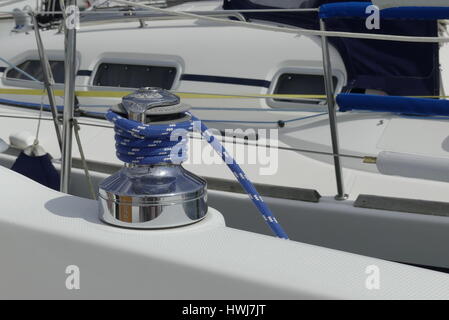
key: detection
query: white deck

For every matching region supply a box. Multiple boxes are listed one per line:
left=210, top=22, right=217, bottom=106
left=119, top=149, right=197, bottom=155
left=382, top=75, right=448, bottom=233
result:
left=1, top=165, right=449, bottom=299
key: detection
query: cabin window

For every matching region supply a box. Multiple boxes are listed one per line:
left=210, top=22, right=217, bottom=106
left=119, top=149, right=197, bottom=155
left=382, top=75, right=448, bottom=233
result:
left=6, top=60, right=65, bottom=83
left=273, top=73, right=338, bottom=105
left=93, top=63, right=177, bottom=89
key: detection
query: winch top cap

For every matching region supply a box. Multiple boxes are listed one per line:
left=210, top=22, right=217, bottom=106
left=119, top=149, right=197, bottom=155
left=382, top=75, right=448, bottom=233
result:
left=120, top=87, right=191, bottom=116
left=122, top=87, right=180, bottom=115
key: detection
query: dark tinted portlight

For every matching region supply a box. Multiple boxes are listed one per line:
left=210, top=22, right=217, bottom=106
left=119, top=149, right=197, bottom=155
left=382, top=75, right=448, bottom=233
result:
left=93, top=63, right=177, bottom=89
left=6, top=60, right=65, bottom=83
left=274, top=73, right=338, bottom=104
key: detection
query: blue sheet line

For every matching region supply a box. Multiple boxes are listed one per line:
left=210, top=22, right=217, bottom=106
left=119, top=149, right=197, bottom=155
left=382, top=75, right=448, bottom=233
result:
left=0, top=97, right=64, bottom=111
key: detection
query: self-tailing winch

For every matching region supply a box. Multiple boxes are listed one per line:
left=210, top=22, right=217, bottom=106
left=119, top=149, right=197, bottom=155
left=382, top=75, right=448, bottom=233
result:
left=99, top=87, right=288, bottom=238
left=98, top=87, right=208, bottom=229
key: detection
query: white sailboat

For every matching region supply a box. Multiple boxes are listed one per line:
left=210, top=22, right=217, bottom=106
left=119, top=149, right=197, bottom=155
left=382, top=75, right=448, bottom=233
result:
left=0, top=0, right=449, bottom=298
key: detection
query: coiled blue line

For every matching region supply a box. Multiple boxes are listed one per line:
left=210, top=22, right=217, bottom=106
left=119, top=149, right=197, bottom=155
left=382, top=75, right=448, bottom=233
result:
left=106, top=110, right=289, bottom=239
left=106, top=111, right=193, bottom=165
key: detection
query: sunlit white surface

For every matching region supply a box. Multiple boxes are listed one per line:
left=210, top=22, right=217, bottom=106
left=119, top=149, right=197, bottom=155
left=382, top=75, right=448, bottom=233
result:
left=1, top=165, right=449, bottom=299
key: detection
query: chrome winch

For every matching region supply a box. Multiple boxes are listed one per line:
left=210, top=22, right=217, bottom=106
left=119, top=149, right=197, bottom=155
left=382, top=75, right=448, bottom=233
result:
left=98, top=87, right=208, bottom=229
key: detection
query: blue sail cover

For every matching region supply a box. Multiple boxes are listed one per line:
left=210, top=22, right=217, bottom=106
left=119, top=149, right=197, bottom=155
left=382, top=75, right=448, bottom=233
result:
left=337, top=93, right=449, bottom=116
left=319, top=2, right=449, bottom=19
left=223, top=0, right=440, bottom=97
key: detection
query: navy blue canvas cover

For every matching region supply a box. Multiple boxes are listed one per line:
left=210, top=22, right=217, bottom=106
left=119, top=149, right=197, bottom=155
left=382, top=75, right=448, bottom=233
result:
left=223, top=0, right=439, bottom=97
left=11, top=152, right=60, bottom=191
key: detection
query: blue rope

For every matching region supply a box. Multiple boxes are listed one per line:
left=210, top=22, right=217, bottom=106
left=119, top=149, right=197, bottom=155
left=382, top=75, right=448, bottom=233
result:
left=0, top=97, right=64, bottom=111
left=106, top=111, right=192, bottom=165
left=192, top=114, right=289, bottom=239
left=106, top=110, right=289, bottom=239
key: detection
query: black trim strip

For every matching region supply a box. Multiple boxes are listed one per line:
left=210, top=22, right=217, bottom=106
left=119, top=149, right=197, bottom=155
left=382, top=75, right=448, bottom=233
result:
left=355, top=194, right=449, bottom=217
left=206, top=177, right=321, bottom=203
left=398, top=261, right=449, bottom=274
left=181, top=74, right=271, bottom=88
left=0, top=67, right=6, bottom=73
left=77, top=70, right=92, bottom=76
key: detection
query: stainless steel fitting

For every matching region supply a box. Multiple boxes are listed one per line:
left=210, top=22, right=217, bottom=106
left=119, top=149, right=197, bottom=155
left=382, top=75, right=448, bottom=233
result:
left=98, top=87, right=208, bottom=229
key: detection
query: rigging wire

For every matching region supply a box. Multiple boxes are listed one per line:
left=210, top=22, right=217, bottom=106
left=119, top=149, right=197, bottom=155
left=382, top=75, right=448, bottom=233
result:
left=2, top=3, right=449, bottom=43
left=0, top=111, right=367, bottom=161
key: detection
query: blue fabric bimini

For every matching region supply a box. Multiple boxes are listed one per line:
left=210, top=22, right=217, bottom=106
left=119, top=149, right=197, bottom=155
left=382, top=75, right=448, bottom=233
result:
left=223, top=0, right=440, bottom=97
left=11, top=152, right=60, bottom=191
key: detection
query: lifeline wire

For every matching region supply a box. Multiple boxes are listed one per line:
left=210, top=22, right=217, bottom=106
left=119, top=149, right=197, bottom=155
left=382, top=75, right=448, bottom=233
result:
left=106, top=110, right=289, bottom=239
left=113, top=0, right=449, bottom=44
